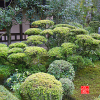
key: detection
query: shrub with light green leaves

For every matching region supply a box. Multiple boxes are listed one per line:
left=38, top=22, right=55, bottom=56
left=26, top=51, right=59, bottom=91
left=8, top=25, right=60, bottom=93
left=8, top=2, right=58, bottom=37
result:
left=70, top=28, right=89, bottom=35
left=9, top=42, right=27, bottom=49
left=67, top=55, right=84, bottom=71
left=48, top=47, right=63, bottom=59
left=24, top=28, right=42, bottom=35
left=75, top=35, right=100, bottom=57
left=32, top=20, right=54, bottom=29
left=61, top=43, right=78, bottom=58
left=8, top=48, right=23, bottom=54
left=68, top=22, right=83, bottom=28
left=0, top=43, right=7, bottom=47
left=59, top=78, right=75, bottom=96
left=0, top=85, right=19, bottom=100
left=48, top=60, right=75, bottom=81
left=51, top=24, right=76, bottom=29
left=24, top=46, right=47, bottom=57
left=7, top=53, right=26, bottom=64
left=84, top=26, right=94, bottom=34
left=20, top=72, right=63, bottom=100
left=26, top=35, right=47, bottom=46
left=90, top=33, right=100, bottom=40
left=0, top=65, right=11, bottom=80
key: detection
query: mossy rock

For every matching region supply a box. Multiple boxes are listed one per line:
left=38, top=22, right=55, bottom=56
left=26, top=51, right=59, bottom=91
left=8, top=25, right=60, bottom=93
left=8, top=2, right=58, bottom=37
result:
left=0, top=43, right=7, bottom=47
left=0, top=85, right=19, bottom=100
left=32, top=20, right=54, bottom=29
left=24, top=28, right=42, bottom=35
left=9, top=42, right=27, bottom=49
left=20, top=72, right=63, bottom=100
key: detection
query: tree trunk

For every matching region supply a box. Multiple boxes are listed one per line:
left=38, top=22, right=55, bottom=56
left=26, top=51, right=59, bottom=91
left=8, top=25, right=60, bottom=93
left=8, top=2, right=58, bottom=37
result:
left=6, top=28, right=11, bottom=46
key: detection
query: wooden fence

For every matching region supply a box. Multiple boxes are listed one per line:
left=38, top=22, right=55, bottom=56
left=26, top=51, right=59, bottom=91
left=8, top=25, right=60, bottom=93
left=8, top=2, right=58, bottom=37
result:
left=0, top=33, right=28, bottom=42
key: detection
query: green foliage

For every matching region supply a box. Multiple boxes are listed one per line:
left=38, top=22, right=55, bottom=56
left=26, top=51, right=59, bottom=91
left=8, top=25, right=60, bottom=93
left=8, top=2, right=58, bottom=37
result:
left=24, top=28, right=42, bottom=35
left=84, top=26, right=95, bottom=34
left=9, top=42, right=27, bottom=49
left=0, top=65, right=11, bottom=80
left=59, top=78, right=75, bottom=96
left=32, top=20, right=54, bottom=29
left=67, top=55, right=84, bottom=71
left=40, top=29, right=53, bottom=36
left=51, top=24, right=76, bottom=29
left=48, top=60, right=75, bottom=81
left=24, top=46, right=47, bottom=57
left=70, top=28, right=89, bottom=35
left=0, top=43, right=7, bottom=47
left=48, top=47, right=63, bottom=59
left=61, top=43, right=78, bottom=58
left=7, top=53, right=26, bottom=64
left=68, top=22, right=83, bottom=28
left=89, top=21, right=100, bottom=33
left=20, top=72, right=63, bottom=100
left=8, top=48, right=23, bottom=54
left=75, top=35, right=100, bottom=56
left=26, top=35, right=47, bottom=46
left=0, top=85, right=19, bottom=100
left=90, top=33, right=100, bottom=40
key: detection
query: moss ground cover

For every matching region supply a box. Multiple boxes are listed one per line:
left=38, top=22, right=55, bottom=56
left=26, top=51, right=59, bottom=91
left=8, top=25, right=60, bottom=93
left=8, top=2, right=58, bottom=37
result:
left=71, top=61, right=100, bottom=100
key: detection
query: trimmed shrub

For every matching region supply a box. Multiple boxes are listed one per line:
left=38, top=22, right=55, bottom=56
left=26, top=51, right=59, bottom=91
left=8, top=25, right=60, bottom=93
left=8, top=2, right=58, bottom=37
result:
left=32, top=20, right=54, bottom=29
left=24, top=28, right=42, bottom=35
left=51, top=24, right=76, bottom=29
left=90, top=33, right=100, bottom=40
left=84, top=26, right=94, bottom=34
left=8, top=48, right=23, bottom=54
left=0, top=65, right=11, bottom=80
left=68, top=22, right=83, bottom=28
left=0, top=85, right=19, bottom=100
left=70, top=28, right=89, bottom=35
left=48, top=60, right=75, bottom=81
left=67, top=55, right=84, bottom=71
left=89, top=21, right=100, bottom=33
left=59, top=78, right=75, bottom=96
left=7, top=53, right=26, bottom=64
left=24, top=46, right=47, bottom=57
left=48, top=47, right=63, bottom=59
left=61, top=43, right=78, bottom=58
left=0, top=43, right=7, bottom=47
left=20, top=72, right=63, bottom=100
left=26, top=35, right=47, bottom=46
left=9, top=42, right=27, bottom=49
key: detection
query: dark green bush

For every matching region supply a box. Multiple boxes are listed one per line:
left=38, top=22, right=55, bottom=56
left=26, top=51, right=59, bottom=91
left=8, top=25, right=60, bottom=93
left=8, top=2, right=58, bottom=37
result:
left=32, top=20, right=54, bottom=29
left=24, top=28, right=42, bottom=35
left=68, top=22, right=83, bottom=28
left=0, top=43, right=7, bottom=47
left=26, top=35, right=47, bottom=46
left=48, top=60, right=75, bottom=81
left=67, top=55, right=84, bottom=71
left=8, top=48, right=23, bottom=54
left=48, top=47, right=63, bottom=59
left=0, top=85, right=19, bottom=100
left=84, top=26, right=94, bottom=34
left=0, top=65, right=11, bottom=81
left=20, top=72, right=63, bottom=100
left=89, top=21, right=100, bottom=33
left=59, top=78, right=75, bottom=96
left=9, top=42, right=27, bottom=49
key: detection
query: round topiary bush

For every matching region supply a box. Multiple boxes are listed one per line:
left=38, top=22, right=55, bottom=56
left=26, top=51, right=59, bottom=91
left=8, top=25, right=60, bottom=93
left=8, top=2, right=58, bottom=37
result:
left=9, top=42, right=27, bottom=49
left=68, top=22, right=83, bottom=28
left=0, top=85, right=19, bottom=100
left=67, top=55, right=84, bottom=71
left=32, top=20, right=54, bottom=29
left=24, top=28, right=42, bottom=35
left=90, top=33, right=100, bottom=40
left=24, top=46, right=47, bottom=57
left=48, top=47, right=63, bottom=59
left=0, top=43, right=7, bottom=47
left=26, top=35, right=47, bottom=46
left=59, top=78, right=75, bottom=96
left=8, top=48, right=23, bottom=54
left=20, top=72, right=63, bottom=100
left=48, top=60, right=75, bottom=81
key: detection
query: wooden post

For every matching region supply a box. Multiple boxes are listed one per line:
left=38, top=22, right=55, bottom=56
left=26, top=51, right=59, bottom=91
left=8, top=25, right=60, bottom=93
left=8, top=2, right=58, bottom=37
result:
left=20, top=24, right=22, bottom=41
